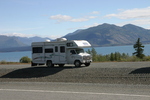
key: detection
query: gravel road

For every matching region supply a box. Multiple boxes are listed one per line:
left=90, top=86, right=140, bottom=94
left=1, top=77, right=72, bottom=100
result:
left=0, top=62, right=150, bottom=84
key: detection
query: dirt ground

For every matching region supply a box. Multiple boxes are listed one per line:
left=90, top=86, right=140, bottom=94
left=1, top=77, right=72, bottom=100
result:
left=0, top=62, right=150, bottom=85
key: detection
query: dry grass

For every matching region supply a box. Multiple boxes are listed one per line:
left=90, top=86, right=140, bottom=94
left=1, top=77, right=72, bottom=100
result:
left=0, top=60, right=30, bottom=65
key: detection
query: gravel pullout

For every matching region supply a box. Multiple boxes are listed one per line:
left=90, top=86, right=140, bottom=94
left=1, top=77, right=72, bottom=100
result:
left=0, top=62, right=150, bottom=85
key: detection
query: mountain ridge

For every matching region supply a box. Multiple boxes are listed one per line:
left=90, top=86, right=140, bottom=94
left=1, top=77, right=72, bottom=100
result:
left=1, top=23, right=150, bottom=52
left=0, top=35, right=52, bottom=52
left=0, top=35, right=27, bottom=48
left=63, top=23, right=150, bottom=46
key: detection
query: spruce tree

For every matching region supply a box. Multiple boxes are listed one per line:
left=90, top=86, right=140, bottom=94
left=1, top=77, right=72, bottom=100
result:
left=110, top=53, right=114, bottom=61
left=133, top=38, right=145, bottom=59
left=91, top=48, right=97, bottom=61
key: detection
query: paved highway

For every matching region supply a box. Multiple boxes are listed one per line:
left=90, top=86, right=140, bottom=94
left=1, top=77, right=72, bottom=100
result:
left=0, top=82, right=150, bottom=100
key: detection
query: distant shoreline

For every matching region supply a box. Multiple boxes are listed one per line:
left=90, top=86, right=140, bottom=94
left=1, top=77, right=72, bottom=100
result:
left=0, top=43, right=150, bottom=53
left=0, top=46, right=31, bottom=53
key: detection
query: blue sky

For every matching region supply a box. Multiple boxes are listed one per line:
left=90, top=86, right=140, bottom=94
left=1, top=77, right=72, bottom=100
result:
left=1, top=0, right=150, bottom=39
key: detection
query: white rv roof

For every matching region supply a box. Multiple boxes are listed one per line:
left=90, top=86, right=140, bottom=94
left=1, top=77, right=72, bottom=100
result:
left=31, top=39, right=91, bottom=48
left=73, top=40, right=91, bottom=47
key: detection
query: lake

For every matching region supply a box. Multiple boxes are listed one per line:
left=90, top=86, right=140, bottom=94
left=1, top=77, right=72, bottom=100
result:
left=0, top=44, right=150, bottom=62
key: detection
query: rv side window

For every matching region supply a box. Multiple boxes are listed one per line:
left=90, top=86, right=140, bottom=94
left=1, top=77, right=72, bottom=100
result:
left=70, top=50, right=76, bottom=54
left=45, top=48, right=53, bottom=53
left=66, top=42, right=73, bottom=47
left=32, top=47, right=43, bottom=53
left=55, top=46, right=58, bottom=52
left=60, top=46, right=65, bottom=53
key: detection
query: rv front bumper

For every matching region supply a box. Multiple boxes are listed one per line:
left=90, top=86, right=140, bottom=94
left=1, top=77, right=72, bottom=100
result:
left=81, top=60, right=92, bottom=64
left=82, top=56, right=92, bottom=63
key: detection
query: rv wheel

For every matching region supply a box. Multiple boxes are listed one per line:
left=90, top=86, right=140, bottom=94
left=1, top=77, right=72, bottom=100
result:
left=59, top=64, right=65, bottom=67
left=31, top=62, right=37, bottom=66
left=85, top=63, right=90, bottom=66
left=47, top=61, right=54, bottom=67
left=74, top=60, right=81, bottom=67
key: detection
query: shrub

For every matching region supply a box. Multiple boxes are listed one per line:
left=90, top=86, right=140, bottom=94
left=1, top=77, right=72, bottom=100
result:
left=142, top=56, right=150, bottom=61
left=20, top=56, right=31, bottom=63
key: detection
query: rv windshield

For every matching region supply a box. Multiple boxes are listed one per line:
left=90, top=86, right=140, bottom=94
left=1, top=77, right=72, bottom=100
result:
left=76, top=49, right=84, bottom=54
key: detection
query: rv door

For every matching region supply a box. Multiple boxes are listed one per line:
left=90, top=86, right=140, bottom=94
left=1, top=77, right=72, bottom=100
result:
left=67, top=49, right=76, bottom=64
left=54, top=45, right=59, bottom=63
left=59, top=45, right=66, bottom=62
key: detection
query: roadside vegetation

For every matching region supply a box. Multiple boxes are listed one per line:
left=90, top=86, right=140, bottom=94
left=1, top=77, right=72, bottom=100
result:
left=0, top=56, right=31, bottom=64
left=87, top=38, right=150, bottom=62
left=87, top=48, right=150, bottom=62
left=19, top=56, right=31, bottom=63
left=0, top=60, right=20, bottom=64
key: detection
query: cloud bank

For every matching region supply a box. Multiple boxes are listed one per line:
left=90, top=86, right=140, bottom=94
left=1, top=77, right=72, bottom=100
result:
left=50, top=11, right=100, bottom=23
left=105, top=7, right=150, bottom=19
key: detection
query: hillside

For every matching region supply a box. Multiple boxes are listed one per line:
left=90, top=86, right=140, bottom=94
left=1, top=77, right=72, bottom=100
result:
left=63, top=23, right=150, bottom=46
left=0, top=35, right=51, bottom=52
left=17, top=36, right=52, bottom=45
left=0, top=35, right=26, bottom=48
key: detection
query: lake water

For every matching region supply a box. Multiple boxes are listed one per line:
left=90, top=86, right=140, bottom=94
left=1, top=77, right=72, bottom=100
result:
left=1, top=44, right=150, bottom=62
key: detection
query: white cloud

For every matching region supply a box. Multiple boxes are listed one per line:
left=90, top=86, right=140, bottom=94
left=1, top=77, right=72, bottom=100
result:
left=116, top=18, right=150, bottom=27
left=88, top=16, right=98, bottom=19
left=105, top=7, right=150, bottom=19
left=0, top=32, right=62, bottom=39
left=50, top=14, right=89, bottom=23
left=0, top=33, right=37, bottom=37
left=131, top=18, right=150, bottom=25
left=50, top=14, right=98, bottom=23
left=105, top=7, right=150, bottom=29
left=50, top=14, right=72, bottom=22
left=91, top=11, right=100, bottom=14
left=71, top=18, right=89, bottom=22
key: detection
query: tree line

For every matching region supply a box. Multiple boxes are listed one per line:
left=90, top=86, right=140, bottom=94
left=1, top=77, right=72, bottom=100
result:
left=87, top=38, right=150, bottom=62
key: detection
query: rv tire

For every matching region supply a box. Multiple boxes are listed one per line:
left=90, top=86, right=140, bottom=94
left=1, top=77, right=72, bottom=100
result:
left=31, top=62, right=37, bottom=66
left=74, top=60, right=81, bottom=67
left=85, top=63, right=90, bottom=66
left=59, top=64, right=65, bottom=67
left=47, top=60, right=54, bottom=67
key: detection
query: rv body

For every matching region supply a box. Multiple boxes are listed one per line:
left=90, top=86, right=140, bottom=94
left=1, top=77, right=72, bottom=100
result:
left=31, top=38, right=92, bottom=67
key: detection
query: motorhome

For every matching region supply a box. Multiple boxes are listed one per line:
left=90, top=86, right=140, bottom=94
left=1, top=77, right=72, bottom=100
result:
left=31, top=38, right=92, bottom=67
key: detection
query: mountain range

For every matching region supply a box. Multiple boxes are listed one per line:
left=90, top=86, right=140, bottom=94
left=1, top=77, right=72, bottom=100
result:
left=1, top=23, right=150, bottom=52
left=63, top=23, right=150, bottom=46
left=0, top=36, right=51, bottom=52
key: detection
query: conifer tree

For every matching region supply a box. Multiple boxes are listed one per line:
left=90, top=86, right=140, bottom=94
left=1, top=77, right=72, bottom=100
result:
left=133, top=38, right=145, bottom=59
left=110, top=53, right=114, bottom=61
left=91, top=48, right=97, bottom=61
